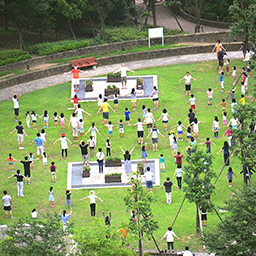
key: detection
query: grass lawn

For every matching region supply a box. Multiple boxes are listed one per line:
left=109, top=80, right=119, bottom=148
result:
left=0, top=59, right=253, bottom=252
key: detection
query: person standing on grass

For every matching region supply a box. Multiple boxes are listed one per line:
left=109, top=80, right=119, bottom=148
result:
left=217, top=141, right=231, bottom=166
left=114, top=119, right=125, bottom=138
left=66, top=190, right=72, bottom=209
left=30, top=133, right=44, bottom=157
left=105, top=139, right=112, bottom=157
left=12, top=90, right=21, bottom=122
left=125, top=88, right=142, bottom=111
left=48, top=186, right=55, bottom=207
left=80, top=190, right=103, bottom=217
left=53, top=133, right=72, bottom=159
left=129, top=118, right=147, bottom=144
left=159, top=154, right=165, bottom=172
left=3, top=153, right=18, bottom=173
left=48, top=161, right=59, bottom=183
left=157, top=109, right=174, bottom=132
left=67, top=95, right=82, bottom=111
left=173, top=164, right=184, bottom=189
left=200, top=138, right=216, bottom=154
left=59, top=113, right=69, bottom=132
left=59, top=208, right=72, bottom=232
left=50, top=112, right=59, bottom=128
left=8, top=169, right=27, bottom=197
left=213, top=116, right=220, bottom=138
left=184, top=109, right=195, bottom=125
left=145, top=108, right=155, bottom=133
left=113, top=63, right=135, bottom=89
left=158, top=177, right=180, bottom=204
left=68, top=112, right=80, bottom=142
left=224, top=167, right=237, bottom=187
left=147, top=124, right=164, bottom=152
left=144, top=167, right=154, bottom=192
left=161, top=227, right=180, bottom=253
left=202, top=87, right=218, bottom=106
left=172, top=150, right=184, bottom=167
left=97, top=98, right=115, bottom=125
left=172, top=121, right=187, bottom=141
left=2, top=191, right=14, bottom=219
left=212, top=40, right=226, bottom=59
left=141, top=143, right=148, bottom=168
left=179, top=72, right=196, bottom=96
left=239, top=41, right=246, bottom=59
left=75, top=104, right=91, bottom=121
left=148, top=86, right=163, bottom=109
left=105, top=121, right=117, bottom=138
left=64, top=65, right=87, bottom=93
left=18, top=156, right=39, bottom=184
left=217, top=47, right=227, bottom=72
left=189, top=118, right=206, bottom=140
left=185, top=94, right=200, bottom=113
left=216, top=99, right=231, bottom=115
left=79, top=140, right=89, bottom=165
left=85, top=123, right=100, bottom=145
left=96, top=148, right=105, bottom=173
left=120, top=146, right=135, bottom=175
left=124, top=107, right=133, bottom=124
left=10, top=121, right=28, bottom=150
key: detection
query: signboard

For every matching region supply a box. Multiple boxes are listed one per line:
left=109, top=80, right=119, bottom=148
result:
left=148, top=27, right=164, bottom=47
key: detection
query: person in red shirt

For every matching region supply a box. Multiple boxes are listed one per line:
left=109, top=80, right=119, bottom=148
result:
left=64, top=65, right=86, bottom=92
left=172, top=150, right=184, bottom=167
left=67, top=94, right=81, bottom=110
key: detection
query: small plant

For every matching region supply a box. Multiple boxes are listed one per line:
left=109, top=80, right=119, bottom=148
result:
left=137, top=77, right=144, bottom=84
left=107, top=156, right=121, bottom=161
left=107, top=72, right=121, bottom=77
left=105, top=172, right=122, bottom=176
left=86, top=80, right=93, bottom=86
left=106, top=85, right=118, bottom=90
left=83, top=165, right=91, bottom=172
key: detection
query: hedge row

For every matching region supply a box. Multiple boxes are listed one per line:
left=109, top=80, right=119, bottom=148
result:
left=30, top=40, right=90, bottom=56
left=0, top=49, right=32, bottom=66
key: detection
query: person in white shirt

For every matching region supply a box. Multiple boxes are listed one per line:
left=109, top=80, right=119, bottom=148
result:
left=129, top=118, right=147, bottom=144
left=12, top=90, right=21, bottom=122
left=75, top=104, right=91, bottom=121
left=161, top=227, right=180, bottom=253
left=179, top=72, right=196, bottom=96
left=80, top=190, right=103, bottom=216
left=143, top=167, right=154, bottom=192
left=228, top=116, right=240, bottom=129
left=2, top=190, right=14, bottom=219
left=53, top=133, right=72, bottom=158
left=113, top=63, right=135, bottom=89
left=96, top=148, right=105, bottom=173
left=182, top=246, right=193, bottom=256
left=146, top=124, right=164, bottom=152
left=68, top=113, right=81, bottom=142
left=31, top=208, right=38, bottom=219
left=145, top=108, right=155, bottom=133
left=185, top=94, right=200, bottom=113
left=85, top=123, right=100, bottom=145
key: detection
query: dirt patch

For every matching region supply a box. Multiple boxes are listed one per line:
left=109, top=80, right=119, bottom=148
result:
left=0, top=73, right=15, bottom=79
left=28, top=63, right=58, bottom=71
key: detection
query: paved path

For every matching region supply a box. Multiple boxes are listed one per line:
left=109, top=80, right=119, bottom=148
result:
left=0, top=51, right=242, bottom=102
left=137, top=1, right=229, bottom=34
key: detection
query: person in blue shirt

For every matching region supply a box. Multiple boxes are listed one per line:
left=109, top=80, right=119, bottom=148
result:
left=59, top=208, right=72, bottom=232
left=220, top=71, right=224, bottom=92
left=124, top=108, right=133, bottom=124
left=30, top=133, right=44, bottom=157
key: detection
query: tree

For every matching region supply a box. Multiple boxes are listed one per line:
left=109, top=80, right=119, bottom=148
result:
left=182, top=0, right=213, bottom=32
left=124, top=177, right=159, bottom=256
left=0, top=213, right=71, bottom=256
left=229, top=0, right=256, bottom=48
left=75, top=218, right=136, bottom=256
left=143, top=0, right=163, bottom=27
left=229, top=101, right=256, bottom=185
left=203, top=183, right=256, bottom=256
left=183, top=145, right=216, bottom=235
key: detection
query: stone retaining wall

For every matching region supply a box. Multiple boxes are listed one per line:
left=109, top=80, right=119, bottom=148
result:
left=0, top=31, right=242, bottom=73
left=0, top=42, right=242, bottom=90
left=176, top=7, right=231, bottom=29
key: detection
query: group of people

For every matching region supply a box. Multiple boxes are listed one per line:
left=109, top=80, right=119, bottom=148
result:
left=2, top=41, right=254, bottom=254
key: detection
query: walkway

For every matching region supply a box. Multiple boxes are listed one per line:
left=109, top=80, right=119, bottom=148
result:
left=0, top=51, right=242, bottom=102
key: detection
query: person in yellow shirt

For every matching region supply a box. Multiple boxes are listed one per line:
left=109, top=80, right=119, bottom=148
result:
left=97, top=98, right=115, bottom=124
left=239, top=94, right=245, bottom=105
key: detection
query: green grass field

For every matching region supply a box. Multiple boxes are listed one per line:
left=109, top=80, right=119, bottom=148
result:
left=0, top=59, right=252, bottom=252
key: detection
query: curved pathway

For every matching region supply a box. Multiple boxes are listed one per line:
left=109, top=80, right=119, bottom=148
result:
left=0, top=51, right=242, bottom=102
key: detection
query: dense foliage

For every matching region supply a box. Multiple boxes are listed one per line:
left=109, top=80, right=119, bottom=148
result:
left=0, top=49, right=32, bottom=66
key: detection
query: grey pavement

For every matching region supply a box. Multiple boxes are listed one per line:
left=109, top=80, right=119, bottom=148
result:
left=0, top=51, right=242, bottom=102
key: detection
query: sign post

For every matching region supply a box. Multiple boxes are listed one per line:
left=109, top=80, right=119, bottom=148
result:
left=148, top=27, right=164, bottom=48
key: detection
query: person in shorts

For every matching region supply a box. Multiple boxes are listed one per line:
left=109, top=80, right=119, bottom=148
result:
left=12, top=90, right=21, bottom=122
left=159, top=154, right=165, bottom=172
left=145, top=108, right=155, bottom=133
left=79, top=140, right=89, bottom=165
left=2, top=190, right=14, bottom=219
left=146, top=124, right=164, bottom=152
left=48, top=162, right=59, bottom=183
left=10, top=121, right=27, bottom=149
left=97, top=98, right=115, bottom=125
left=179, top=72, right=196, bottom=96
left=201, top=207, right=207, bottom=226
left=113, top=63, right=135, bottom=89
left=129, top=118, right=146, bottom=144
left=18, top=156, right=38, bottom=184
left=68, top=113, right=80, bottom=142
left=185, top=94, right=200, bottom=113
left=30, top=133, right=44, bottom=156
left=143, top=167, right=154, bottom=192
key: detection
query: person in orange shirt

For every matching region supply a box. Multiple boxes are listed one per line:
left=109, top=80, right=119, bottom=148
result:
left=117, top=226, right=130, bottom=247
left=212, top=40, right=226, bottom=59
left=64, top=65, right=87, bottom=92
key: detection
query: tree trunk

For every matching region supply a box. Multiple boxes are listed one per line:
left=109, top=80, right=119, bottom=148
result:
left=55, top=30, right=60, bottom=41
left=151, top=2, right=157, bottom=27
left=88, top=12, right=96, bottom=38
left=137, top=210, right=144, bottom=256
left=172, top=10, right=183, bottom=31
left=100, top=6, right=105, bottom=41
left=196, top=204, right=200, bottom=236
left=69, top=23, right=77, bottom=41
left=4, top=11, right=8, bottom=31
left=242, top=166, right=248, bottom=185
left=19, top=29, right=26, bottom=51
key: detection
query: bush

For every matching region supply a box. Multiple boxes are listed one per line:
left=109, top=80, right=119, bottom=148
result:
left=30, top=40, right=90, bottom=56
left=0, top=49, right=32, bottom=66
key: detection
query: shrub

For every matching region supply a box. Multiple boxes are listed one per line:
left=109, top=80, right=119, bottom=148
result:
left=105, top=172, right=122, bottom=176
left=30, top=40, right=90, bottom=56
left=0, top=49, right=32, bottom=66
left=107, top=72, right=121, bottom=77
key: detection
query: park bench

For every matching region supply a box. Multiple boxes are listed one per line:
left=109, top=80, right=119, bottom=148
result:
left=71, top=57, right=98, bottom=69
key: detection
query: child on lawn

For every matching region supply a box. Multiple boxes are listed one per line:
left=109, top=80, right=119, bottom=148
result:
left=167, top=130, right=175, bottom=149
left=232, top=66, right=236, bottom=85
left=85, top=123, right=100, bottom=145
left=213, top=116, right=220, bottom=138
left=79, top=119, right=84, bottom=136
left=114, top=120, right=124, bottom=138
left=202, top=87, right=217, bottom=106
left=124, top=108, right=133, bottom=124
left=31, top=111, right=41, bottom=130
left=241, top=82, right=246, bottom=95
left=53, top=133, right=72, bottom=158
left=3, top=153, right=18, bottom=172
left=190, top=118, right=206, bottom=140
left=224, top=167, right=237, bottom=187
left=50, top=112, right=59, bottom=127
left=184, top=126, right=193, bottom=142
left=105, top=139, right=112, bottom=157
left=40, top=129, right=47, bottom=143
left=157, top=109, right=174, bottom=131
left=240, top=94, right=245, bottom=105
left=149, top=86, right=163, bottom=109
left=146, top=124, right=164, bottom=151
left=26, top=151, right=37, bottom=169
left=200, top=138, right=216, bottom=154
left=67, top=94, right=81, bottom=110
left=244, top=73, right=249, bottom=94
left=88, top=136, right=96, bottom=157
left=223, top=112, right=228, bottom=126
left=142, top=105, right=147, bottom=121
left=216, top=99, right=230, bottom=115
left=59, top=113, right=69, bottom=132
left=26, top=111, right=31, bottom=128
left=172, top=121, right=187, bottom=141
left=173, top=164, right=184, bottom=189
left=105, top=121, right=117, bottom=138
left=48, top=186, right=55, bottom=207
left=185, top=94, right=200, bottom=113
left=184, top=108, right=195, bottom=125
left=224, top=59, right=230, bottom=75
left=94, top=94, right=103, bottom=112
left=66, top=190, right=72, bottom=208
left=219, top=71, right=224, bottom=92
left=48, top=161, right=59, bottom=183
left=141, top=144, right=148, bottom=168
left=173, top=137, right=178, bottom=154
left=159, top=154, right=165, bottom=172
left=42, top=152, right=47, bottom=169
left=40, top=110, right=49, bottom=128
left=125, top=88, right=141, bottom=111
